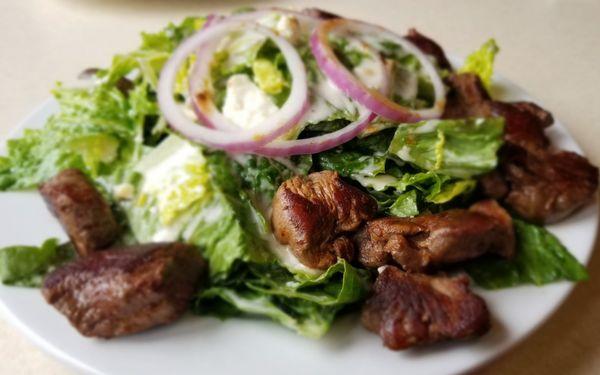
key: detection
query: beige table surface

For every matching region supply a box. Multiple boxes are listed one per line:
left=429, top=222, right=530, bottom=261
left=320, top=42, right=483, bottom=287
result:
left=1, top=0, right=599, bottom=374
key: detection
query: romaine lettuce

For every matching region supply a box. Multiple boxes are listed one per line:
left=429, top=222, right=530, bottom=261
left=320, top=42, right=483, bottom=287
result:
left=0, top=239, right=75, bottom=287
left=125, top=136, right=273, bottom=278
left=466, top=219, right=589, bottom=289
left=388, top=118, right=504, bottom=178
left=0, top=17, right=206, bottom=191
left=196, top=260, right=370, bottom=338
left=459, top=39, right=499, bottom=89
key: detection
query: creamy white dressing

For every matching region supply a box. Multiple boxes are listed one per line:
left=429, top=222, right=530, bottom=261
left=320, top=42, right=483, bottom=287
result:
left=303, top=77, right=358, bottom=124
left=263, top=234, right=324, bottom=277
left=222, top=74, right=279, bottom=130
left=151, top=226, right=182, bottom=242
left=394, top=145, right=412, bottom=162
left=352, top=174, right=398, bottom=191
left=414, top=120, right=440, bottom=134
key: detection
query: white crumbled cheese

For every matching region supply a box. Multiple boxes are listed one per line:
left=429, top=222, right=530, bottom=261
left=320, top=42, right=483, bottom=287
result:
left=274, top=15, right=300, bottom=43
left=257, top=14, right=301, bottom=44
left=378, top=265, right=389, bottom=274
left=222, top=74, right=279, bottom=130
left=113, top=183, right=135, bottom=201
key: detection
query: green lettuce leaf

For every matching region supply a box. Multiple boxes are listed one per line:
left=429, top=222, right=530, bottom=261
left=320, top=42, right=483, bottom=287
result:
left=195, top=260, right=370, bottom=338
left=236, top=154, right=312, bottom=200
left=459, top=39, right=499, bottom=89
left=188, top=152, right=274, bottom=277
left=125, top=137, right=273, bottom=278
left=0, top=17, right=205, bottom=191
left=316, top=151, right=387, bottom=178
left=389, top=190, right=419, bottom=217
left=0, top=239, right=75, bottom=287
left=388, top=118, right=504, bottom=178
left=0, top=85, right=139, bottom=190
left=312, top=129, right=476, bottom=215
left=466, top=219, right=589, bottom=289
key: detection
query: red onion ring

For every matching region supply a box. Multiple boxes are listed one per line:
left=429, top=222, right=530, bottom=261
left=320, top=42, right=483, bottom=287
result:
left=189, top=9, right=319, bottom=132
left=310, top=19, right=446, bottom=122
left=158, top=20, right=309, bottom=152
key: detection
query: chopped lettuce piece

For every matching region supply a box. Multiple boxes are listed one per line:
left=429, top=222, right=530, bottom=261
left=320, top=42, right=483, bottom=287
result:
left=198, top=287, right=335, bottom=338
left=126, top=137, right=273, bottom=278
left=389, top=190, right=419, bottom=217
left=427, top=179, right=476, bottom=204
left=466, top=219, right=589, bottom=289
left=196, top=260, right=370, bottom=338
left=67, top=134, right=120, bottom=175
left=247, top=260, right=369, bottom=305
left=388, top=118, right=504, bottom=178
left=0, top=239, right=75, bottom=287
left=236, top=155, right=311, bottom=199
left=316, top=151, right=386, bottom=178
left=252, top=58, right=287, bottom=94
left=187, top=152, right=274, bottom=277
left=0, top=17, right=204, bottom=191
left=330, top=37, right=370, bottom=69
left=0, top=86, right=139, bottom=190
left=313, top=129, right=476, bottom=214
left=365, top=171, right=475, bottom=214
left=459, top=39, right=499, bottom=89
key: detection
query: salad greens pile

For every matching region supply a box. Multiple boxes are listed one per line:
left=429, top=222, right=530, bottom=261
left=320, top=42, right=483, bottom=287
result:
left=0, top=13, right=588, bottom=338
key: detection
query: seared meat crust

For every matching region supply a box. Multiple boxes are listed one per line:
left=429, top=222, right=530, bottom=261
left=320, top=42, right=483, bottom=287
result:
left=39, top=169, right=120, bottom=256
left=405, top=28, right=453, bottom=71
left=502, top=146, right=599, bottom=223
left=42, top=243, right=206, bottom=338
left=442, top=73, right=492, bottom=119
left=362, top=267, right=490, bottom=350
left=355, top=200, right=514, bottom=271
left=272, top=171, right=377, bottom=269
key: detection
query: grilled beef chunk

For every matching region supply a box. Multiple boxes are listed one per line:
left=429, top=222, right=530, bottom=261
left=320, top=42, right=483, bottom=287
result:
left=444, top=73, right=598, bottom=223
left=42, top=243, right=205, bottom=338
left=405, top=28, right=453, bottom=71
left=442, top=73, right=492, bottom=119
left=490, top=101, right=551, bottom=152
left=272, top=171, right=377, bottom=269
left=362, top=267, right=490, bottom=350
left=355, top=200, right=514, bottom=272
left=500, top=145, right=599, bottom=223
left=39, top=169, right=120, bottom=257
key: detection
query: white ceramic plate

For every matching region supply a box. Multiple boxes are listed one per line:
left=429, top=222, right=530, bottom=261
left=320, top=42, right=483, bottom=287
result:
left=0, top=75, right=597, bottom=375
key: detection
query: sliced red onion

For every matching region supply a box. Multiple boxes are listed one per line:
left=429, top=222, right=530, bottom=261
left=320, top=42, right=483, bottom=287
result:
left=189, top=9, right=319, bottom=132
left=188, top=26, right=308, bottom=136
left=158, top=20, right=309, bottom=152
left=255, top=109, right=376, bottom=156
left=310, top=19, right=446, bottom=122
